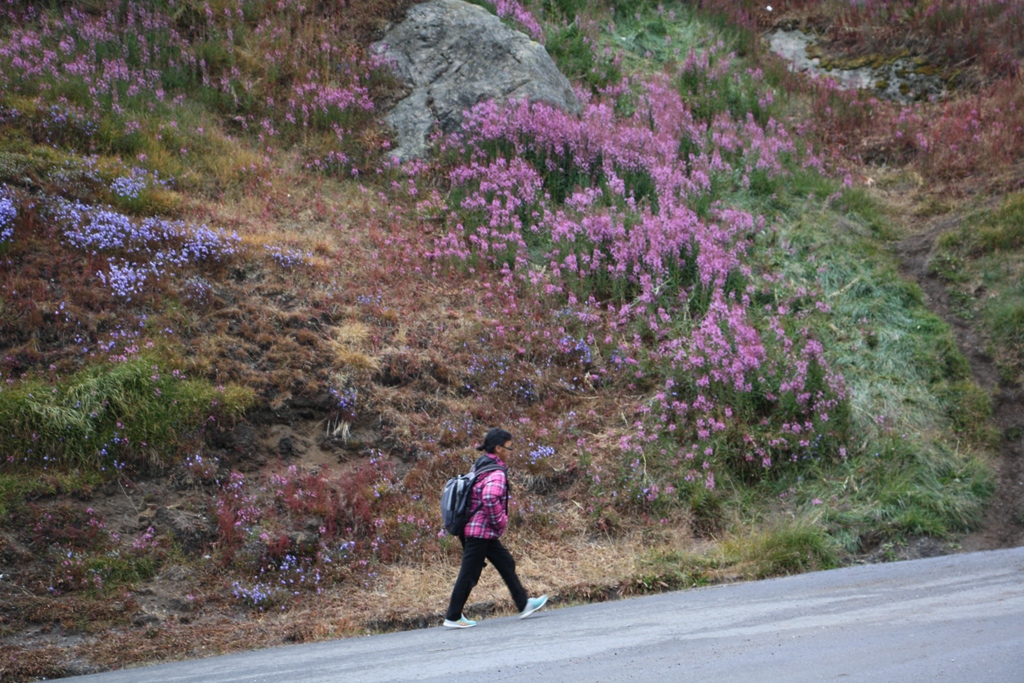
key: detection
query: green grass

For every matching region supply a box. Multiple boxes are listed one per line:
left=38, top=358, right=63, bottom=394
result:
left=976, top=193, right=1024, bottom=254
left=833, top=187, right=895, bottom=239
left=989, top=296, right=1024, bottom=345
left=846, top=438, right=990, bottom=536
left=545, top=23, right=622, bottom=93
left=724, top=521, right=842, bottom=578
left=0, top=356, right=253, bottom=472
left=85, top=554, right=162, bottom=589
left=936, top=379, right=997, bottom=443
left=929, top=193, right=1024, bottom=382
left=733, top=177, right=995, bottom=548
left=0, top=470, right=104, bottom=519
left=636, top=547, right=720, bottom=588
left=631, top=518, right=842, bottom=585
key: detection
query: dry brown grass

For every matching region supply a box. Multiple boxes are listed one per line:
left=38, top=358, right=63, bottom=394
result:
left=0, top=522, right=726, bottom=680
left=330, top=322, right=381, bottom=373
left=0, top=519, right=718, bottom=679
left=280, top=525, right=700, bottom=631
left=0, top=644, right=68, bottom=682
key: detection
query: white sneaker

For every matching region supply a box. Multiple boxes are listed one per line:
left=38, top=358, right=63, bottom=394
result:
left=443, top=615, right=477, bottom=628
left=519, top=595, right=548, bottom=619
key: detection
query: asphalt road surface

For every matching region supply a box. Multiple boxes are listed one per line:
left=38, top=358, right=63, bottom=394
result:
left=65, top=547, right=1024, bottom=683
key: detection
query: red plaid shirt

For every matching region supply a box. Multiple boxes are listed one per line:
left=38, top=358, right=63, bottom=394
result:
left=463, top=454, right=508, bottom=539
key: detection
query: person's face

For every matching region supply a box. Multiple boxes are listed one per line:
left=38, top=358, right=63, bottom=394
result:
left=495, top=440, right=512, bottom=456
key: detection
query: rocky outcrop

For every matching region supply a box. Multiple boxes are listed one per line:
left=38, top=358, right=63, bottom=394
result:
left=372, top=0, right=580, bottom=160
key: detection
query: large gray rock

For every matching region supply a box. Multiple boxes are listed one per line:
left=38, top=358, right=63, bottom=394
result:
left=372, top=0, right=580, bottom=160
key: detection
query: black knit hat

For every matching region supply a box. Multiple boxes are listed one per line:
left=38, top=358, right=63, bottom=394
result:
left=477, top=427, right=513, bottom=454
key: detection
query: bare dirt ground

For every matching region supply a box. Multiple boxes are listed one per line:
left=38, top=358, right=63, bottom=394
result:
left=895, top=204, right=1024, bottom=552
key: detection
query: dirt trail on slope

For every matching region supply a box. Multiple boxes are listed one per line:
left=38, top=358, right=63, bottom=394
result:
left=896, top=215, right=1024, bottom=551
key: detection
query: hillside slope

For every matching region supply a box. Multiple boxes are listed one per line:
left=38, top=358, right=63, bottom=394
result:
left=1, top=0, right=1020, bottom=679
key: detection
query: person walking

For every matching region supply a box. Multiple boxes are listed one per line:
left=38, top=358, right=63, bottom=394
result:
left=444, top=427, right=548, bottom=628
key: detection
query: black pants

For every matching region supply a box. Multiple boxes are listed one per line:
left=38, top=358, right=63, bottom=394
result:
left=445, top=536, right=527, bottom=621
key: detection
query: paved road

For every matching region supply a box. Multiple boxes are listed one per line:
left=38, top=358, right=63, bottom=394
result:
left=66, top=548, right=1024, bottom=683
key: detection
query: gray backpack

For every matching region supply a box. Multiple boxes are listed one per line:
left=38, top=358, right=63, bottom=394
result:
left=440, top=455, right=506, bottom=536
